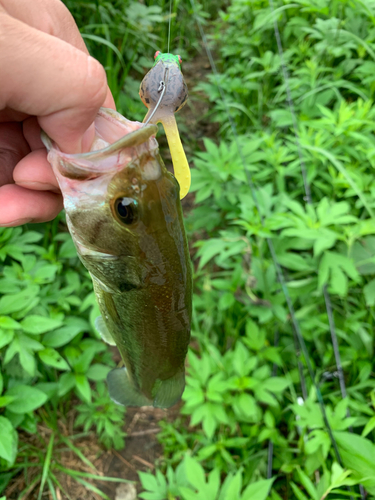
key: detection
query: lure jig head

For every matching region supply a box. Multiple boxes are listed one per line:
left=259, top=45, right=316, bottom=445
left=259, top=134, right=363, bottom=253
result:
left=139, top=52, right=191, bottom=200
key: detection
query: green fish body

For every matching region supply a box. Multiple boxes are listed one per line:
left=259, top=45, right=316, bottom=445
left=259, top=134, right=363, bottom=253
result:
left=42, top=108, right=192, bottom=408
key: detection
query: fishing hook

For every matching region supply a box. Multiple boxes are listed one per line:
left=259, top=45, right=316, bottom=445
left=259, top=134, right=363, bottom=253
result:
left=144, top=68, right=169, bottom=126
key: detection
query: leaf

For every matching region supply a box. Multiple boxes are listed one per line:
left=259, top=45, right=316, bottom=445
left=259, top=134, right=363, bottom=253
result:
left=86, top=364, right=111, bottom=381
left=6, top=385, right=48, bottom=414
left=38, top=348, right=70, bottom=371
left=21, top=315, right=63, bottom=335
left=218, top=470, right=242, bottom=500
left=58, top=238, right=77, bottom=259
left=296, top=467, right=318, bottom=500
left=139, top=471, right=159, bottom=493
left=33, top=264, right=58, bottom=284
left=362, top=416, right=375, bottom=438
left=302, top=144, right=374, bottom=218
left=184, top=455, right=206, bottom=491
left=335, top=431, right=375, bottom=487
left=245, top=320, right=265, bottom=351
left=269, top=109, right=294, bottom=127
left=43, top=318, right=89, bottom=347
left=277, top=252, right=311, bottom=271
left=219, top=292, right=235, bottom=310
left=260, top=377, right=291, bottom=393
left=233, top=393, right=257, bottom=418
left=242, top=478, right=274, bottom=500
left=0, top=317, right=21, bottom=330
left=364, top=279, right=375, bottom=307
left=0, top=329, right=14, bottom=349
left=75, top=374, right=92, bottom=403
left=58, top=372, right=76, bottom=397
left=318, top=252, right=359, bottom=295
left=0, top=285, right=39, bottom=315
left=196, top=239, right=227, bottom=268
left=0, top=416, right=18, bottom=464
left=290, top=482, right=309, bottom=500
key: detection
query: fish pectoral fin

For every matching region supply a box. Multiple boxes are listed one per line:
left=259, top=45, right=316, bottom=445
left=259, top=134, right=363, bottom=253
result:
left=153, top=371, right=185, bottom=409
left=107, top=367, right=152, bottom=407
left=95, top=316, right=116, bottom=346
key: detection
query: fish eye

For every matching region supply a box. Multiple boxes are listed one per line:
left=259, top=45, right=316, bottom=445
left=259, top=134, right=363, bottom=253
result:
left=154, top=51, right=161, bottom=60
left=114, top=197, right=138, bottom=225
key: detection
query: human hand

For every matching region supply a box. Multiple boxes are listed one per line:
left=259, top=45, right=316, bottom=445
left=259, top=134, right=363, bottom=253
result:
left=0, top=0, right=116, bottom=227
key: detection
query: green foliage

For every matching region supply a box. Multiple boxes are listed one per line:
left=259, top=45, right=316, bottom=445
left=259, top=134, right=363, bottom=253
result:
left=2, top=0, right=375, bottom=498
left=75, top=382, right=126, bottom=450
left=149, top=0, right=375, bottom=498
left=0, top=223, right=121, bottom=495
left=139, top=454, right=274, bottom=500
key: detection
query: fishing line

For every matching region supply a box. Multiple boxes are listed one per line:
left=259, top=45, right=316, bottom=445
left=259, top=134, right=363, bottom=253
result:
left=269, top=1, right=365, bottom=496
left=168, top=0, right=173, bottom=53
left=189, top=0, right=344, bottom=472
left=144, top=1, right=173, bottom=125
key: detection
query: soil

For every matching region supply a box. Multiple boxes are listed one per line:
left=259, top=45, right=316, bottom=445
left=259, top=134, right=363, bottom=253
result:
left=5, top=403, right=181, bottom=500
left=5, top=45, right=213, bottom=500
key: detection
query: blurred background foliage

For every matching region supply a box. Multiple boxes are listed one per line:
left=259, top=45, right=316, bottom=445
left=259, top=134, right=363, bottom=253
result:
left=2, top=0, right=375, bottom=498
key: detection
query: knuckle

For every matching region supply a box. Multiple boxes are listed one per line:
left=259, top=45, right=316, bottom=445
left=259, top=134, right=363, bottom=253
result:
left=81, top=57, right=108, bottom=109
left=43, top=0, right=74, bottom=32
left=38, top=0, right=85, bottom=50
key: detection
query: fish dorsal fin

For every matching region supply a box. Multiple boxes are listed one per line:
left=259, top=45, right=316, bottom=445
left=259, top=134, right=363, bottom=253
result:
left=95, top=316, right=116, bottom=346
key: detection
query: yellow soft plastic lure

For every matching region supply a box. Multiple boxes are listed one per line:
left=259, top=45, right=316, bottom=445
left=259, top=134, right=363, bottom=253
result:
left=139, top=51, right=190, bottom=199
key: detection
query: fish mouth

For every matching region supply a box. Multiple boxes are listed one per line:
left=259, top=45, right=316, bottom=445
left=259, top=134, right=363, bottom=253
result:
left=41, top=108, right=159, bottom=180
left=41, top=108, right=158, bottom=159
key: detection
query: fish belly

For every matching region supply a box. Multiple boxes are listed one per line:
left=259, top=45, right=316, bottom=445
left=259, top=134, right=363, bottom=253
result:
left=93, top=281, right=190, bottom=408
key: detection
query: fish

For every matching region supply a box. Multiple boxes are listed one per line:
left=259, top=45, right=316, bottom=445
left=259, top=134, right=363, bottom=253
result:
left=41, top=108, right=192, bottom=408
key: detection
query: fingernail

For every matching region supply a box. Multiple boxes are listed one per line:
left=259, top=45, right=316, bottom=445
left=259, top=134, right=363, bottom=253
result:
left=80, top=123, right=96, bottom=153
left=0, top=218, right=33, bottom=227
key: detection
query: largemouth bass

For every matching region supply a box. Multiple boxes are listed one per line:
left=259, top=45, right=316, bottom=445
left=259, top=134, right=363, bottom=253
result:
left=42, top=108, right=192, bottom=408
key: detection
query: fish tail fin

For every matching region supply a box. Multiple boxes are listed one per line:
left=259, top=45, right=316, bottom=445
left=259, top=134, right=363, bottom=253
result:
left=107, top=367, right=152, bottom=407
left=153, top=371, right=185, bottom=409
left=95, top=316, right=116, bottom=346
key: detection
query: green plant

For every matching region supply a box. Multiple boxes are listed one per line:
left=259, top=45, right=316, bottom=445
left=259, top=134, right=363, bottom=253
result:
left=4, top=0, right=375, bottom=498
left=139, top=454, right=275, bottom=500
left=0, top=223, right=119, bottom=493
left=8, top=423, right=130, bottom=500
left=151, top=0, right=375, bottom=498
left=76, top=382, right=126, bottom=450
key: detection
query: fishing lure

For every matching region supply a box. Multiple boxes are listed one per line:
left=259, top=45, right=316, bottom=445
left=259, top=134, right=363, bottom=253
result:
left=42, top=108, right=192, bottom=408
left=139, top=51, right=191, bottom=199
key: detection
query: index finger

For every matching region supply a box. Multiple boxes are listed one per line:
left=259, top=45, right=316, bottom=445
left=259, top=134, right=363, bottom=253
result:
left=0, top=10, right=114, bottom=153
left=0, top=0, right=115, bottom=111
